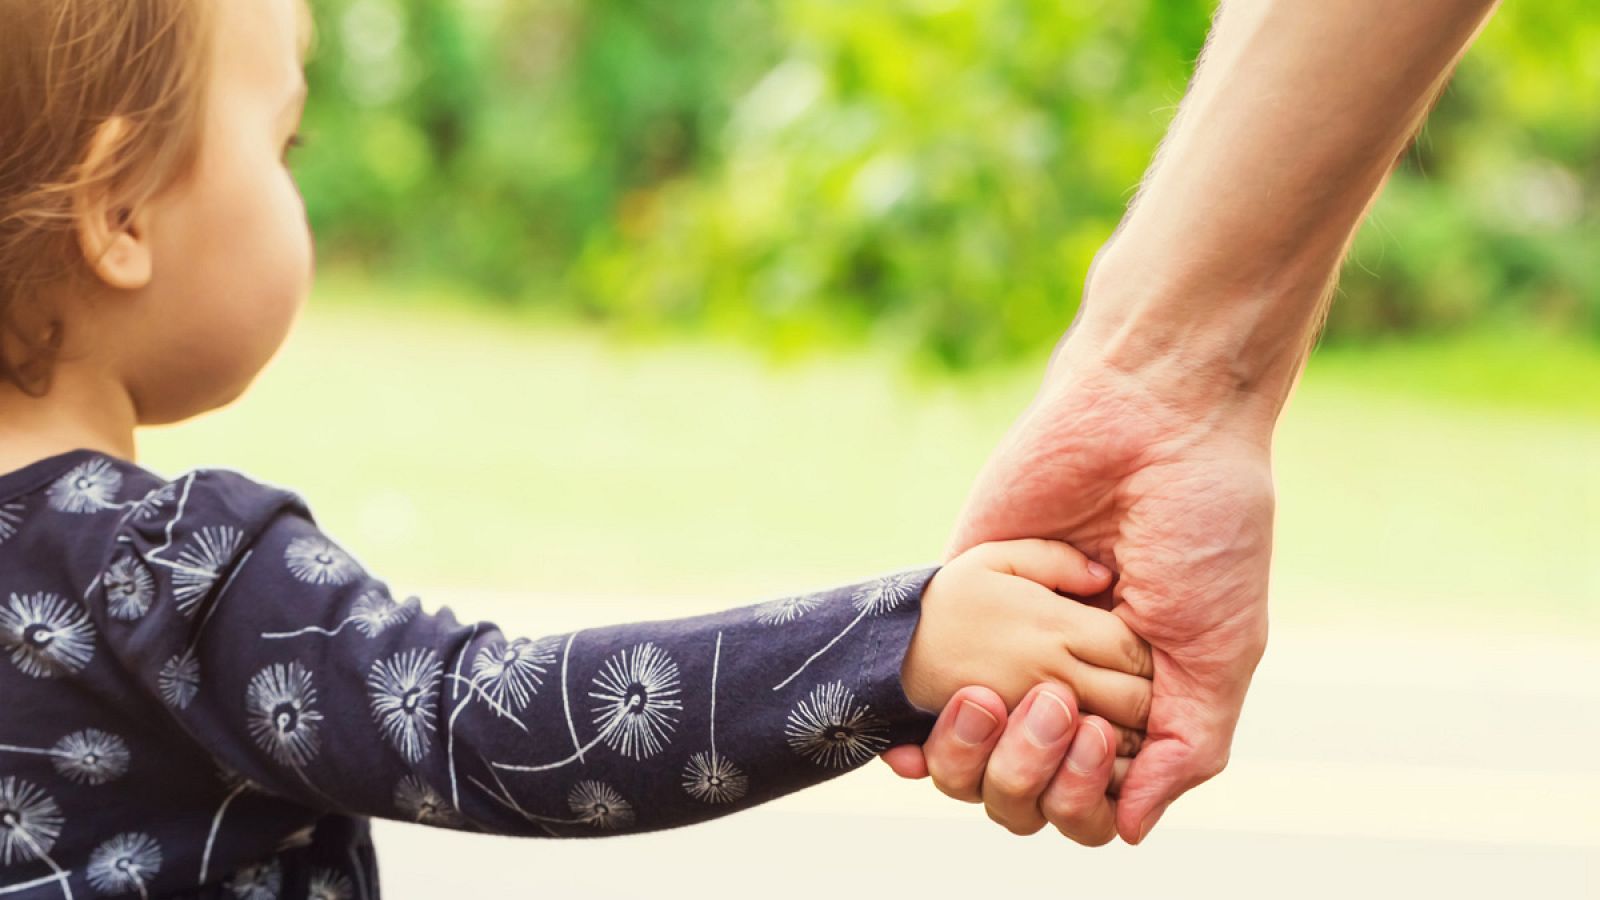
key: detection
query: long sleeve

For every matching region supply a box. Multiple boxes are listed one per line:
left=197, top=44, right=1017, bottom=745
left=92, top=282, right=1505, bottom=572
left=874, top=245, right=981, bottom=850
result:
left=91, top=468, right=940, bottom=839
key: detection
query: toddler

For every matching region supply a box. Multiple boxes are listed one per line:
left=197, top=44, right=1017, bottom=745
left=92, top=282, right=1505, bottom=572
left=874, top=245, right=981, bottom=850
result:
left=0, top=1, right=1152, bottom=897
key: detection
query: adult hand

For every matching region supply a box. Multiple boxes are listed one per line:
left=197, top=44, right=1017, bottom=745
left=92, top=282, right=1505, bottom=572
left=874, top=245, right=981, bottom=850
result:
left=880, top=0, right=1499, bottom=848
left=881, top=682, right=1130, bottom=844
left=884, top=297, right=1276, bottom=844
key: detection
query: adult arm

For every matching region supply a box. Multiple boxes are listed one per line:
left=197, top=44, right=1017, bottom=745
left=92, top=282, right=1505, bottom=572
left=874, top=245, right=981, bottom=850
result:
left=886, top=0, right=1501, bottom=844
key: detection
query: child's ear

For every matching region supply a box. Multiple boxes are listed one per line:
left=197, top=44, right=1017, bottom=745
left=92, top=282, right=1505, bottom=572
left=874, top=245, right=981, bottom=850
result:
left=72, top=116, right=154, bottom=291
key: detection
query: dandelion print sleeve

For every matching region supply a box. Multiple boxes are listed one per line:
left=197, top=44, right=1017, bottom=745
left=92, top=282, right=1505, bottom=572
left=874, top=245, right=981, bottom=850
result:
left=95, top=468, right=940, bottom=838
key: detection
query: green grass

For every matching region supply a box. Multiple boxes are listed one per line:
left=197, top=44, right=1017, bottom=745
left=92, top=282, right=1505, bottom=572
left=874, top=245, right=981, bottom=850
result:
left=137, top=278, right=1599, bottom=634
left=1304, top=329, right=1600, bottom=420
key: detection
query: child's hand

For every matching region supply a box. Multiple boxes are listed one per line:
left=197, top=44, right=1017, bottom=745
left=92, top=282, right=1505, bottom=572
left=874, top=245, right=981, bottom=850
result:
left=901, top=539, right=1153, bottom=730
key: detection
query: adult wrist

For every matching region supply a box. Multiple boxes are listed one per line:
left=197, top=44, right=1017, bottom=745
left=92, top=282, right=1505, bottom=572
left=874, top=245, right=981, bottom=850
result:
left=1056, top=241, right=1325, bottom=433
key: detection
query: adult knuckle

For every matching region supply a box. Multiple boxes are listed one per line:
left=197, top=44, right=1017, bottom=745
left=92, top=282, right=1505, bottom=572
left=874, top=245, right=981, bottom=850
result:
left=925, top=757, right=979, bottom=800
left=1057, top=821, right=1114, bottom=847
left=1012, top=819, right=1046, bottom=837
left=931, top=774, right=980, bottom=804
left=983, top=805, right=1019, bottom=834
left=1038, top=794, right=1084, bottom=830
left=985, top=806, right=1042, bottom=837
left=983, top=763, right=1035, bottom=800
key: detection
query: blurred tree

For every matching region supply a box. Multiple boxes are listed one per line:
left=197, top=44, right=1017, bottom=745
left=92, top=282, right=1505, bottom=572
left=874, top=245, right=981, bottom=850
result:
left=296, top=0, right=1599, bottom=368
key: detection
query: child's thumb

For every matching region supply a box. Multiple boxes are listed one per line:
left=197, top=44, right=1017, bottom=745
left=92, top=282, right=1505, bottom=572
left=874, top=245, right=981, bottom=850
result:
left=985, top=538, right=1113, bottom=597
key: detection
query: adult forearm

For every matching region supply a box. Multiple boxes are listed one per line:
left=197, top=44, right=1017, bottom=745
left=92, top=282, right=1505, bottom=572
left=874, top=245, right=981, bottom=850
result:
left=1070, top=0, right=1499, bottom=422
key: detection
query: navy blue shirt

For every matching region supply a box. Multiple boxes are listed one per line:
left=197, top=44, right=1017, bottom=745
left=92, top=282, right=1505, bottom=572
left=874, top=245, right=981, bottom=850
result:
left=0, top=449, right=940, bottom=898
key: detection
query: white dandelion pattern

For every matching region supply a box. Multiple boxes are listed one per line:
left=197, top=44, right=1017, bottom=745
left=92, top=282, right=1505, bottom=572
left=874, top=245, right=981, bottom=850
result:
left=158, top=650, right=202, bottom=709
left=0, top=776, right=65, bottom=866
left=851, top=571, right=921, bottom=615
left=0, top=501, right=23, bottom=544
left=51, top=729, right=131, bottom=784
left=86, top=831, right=162, bottom=898
left=246, top=661, right=323, bottom=768
left=125, top=482, right=178, bottom=520
left=261, top=589, right=417, bottom=641
left=283, top=535, right=361, bottom=586
left=681, top=751, right=748, bottom=804
left=46, top=457, right=121, bottom=513
left=226, top=859, right=283, bottom=900
left=772, top=570, right=923, bottom=690
left=588, top=642, right=682, bottom=760
left=103, top=553, right=158, bottom=621
left=567, top=780, right=634, bottom=830
left=785, top=681, right=890, bottom=768
left=351, top=591, right=414, bottom=637
left=0, top=591, right=96, bottom=678
left=754, top=593, right=825, bottom=626
left=393, top=775, right=461, bottom=827
left=173, top=525, right=246, bottom=615
left=307, top=868, right=353, bottom=900
left=471, top=637, right=555, bottom=714
left=367, top=648, right=442, bottom=762
left=681, top=632, right=747, bottom=804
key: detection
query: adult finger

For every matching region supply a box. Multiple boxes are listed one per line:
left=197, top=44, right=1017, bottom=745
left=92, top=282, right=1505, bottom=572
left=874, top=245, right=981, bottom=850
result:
left=1038, top=715, right=1118, bottom=846
left=921, top=685, right=1009, bottom=803
left=980, top=683, right=1081, bottom=835
left=879, top=744, right=929, bottom=780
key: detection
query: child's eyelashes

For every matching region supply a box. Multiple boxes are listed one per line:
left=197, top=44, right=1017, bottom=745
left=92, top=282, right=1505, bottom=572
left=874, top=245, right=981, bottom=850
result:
left=283, top=132, right=306, bottom=162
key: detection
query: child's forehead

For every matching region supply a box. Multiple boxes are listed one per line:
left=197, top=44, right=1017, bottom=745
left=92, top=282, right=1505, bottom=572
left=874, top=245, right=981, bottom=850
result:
left=294, top=0, right=315, bottom=62
left=213, top=0, right=310, bottom=92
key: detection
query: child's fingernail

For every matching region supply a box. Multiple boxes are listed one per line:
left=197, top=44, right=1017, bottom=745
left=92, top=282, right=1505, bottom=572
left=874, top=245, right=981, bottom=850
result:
left=1087, top=561, right=1111, bottom=579
left=952, top=700, right=999, bottom=745
left=1023, top=691, right=1073, bottom=747
left=1065, top=723, right=1107, bottom=774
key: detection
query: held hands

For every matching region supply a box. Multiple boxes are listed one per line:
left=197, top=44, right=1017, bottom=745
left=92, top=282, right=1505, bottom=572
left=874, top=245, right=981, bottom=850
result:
left=891, top=350, right=1274, bottom=845
left=899, top=538, right=1153, bottom=747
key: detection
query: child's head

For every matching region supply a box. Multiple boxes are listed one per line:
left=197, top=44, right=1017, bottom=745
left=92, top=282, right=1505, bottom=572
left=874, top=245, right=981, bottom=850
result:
left=0, top=0, right=314, bottom=425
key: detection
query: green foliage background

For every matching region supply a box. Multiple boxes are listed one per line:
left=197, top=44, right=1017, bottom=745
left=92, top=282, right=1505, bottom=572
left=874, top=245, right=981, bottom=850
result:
left=295, top=0, right=1599, bottom=369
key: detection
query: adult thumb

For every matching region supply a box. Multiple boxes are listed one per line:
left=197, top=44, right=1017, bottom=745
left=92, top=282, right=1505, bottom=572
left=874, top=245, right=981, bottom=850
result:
left=1112, top=736, right=1224, bottom=844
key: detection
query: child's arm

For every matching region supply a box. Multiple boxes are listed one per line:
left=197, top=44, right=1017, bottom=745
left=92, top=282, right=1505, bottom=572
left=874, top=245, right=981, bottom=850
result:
left=91, top=469, right=1147, bottom=838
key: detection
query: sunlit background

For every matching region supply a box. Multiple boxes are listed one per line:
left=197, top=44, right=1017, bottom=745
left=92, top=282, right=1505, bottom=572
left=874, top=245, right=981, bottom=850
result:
left=141, top=0, right=1596, bottom=896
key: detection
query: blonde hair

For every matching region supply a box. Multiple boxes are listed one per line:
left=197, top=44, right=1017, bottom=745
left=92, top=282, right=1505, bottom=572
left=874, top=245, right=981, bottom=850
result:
left=0, top=1, right=220, bottom=395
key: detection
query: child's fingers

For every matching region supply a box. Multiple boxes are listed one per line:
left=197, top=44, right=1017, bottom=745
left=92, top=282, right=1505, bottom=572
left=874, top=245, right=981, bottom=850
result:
left=1062, top=658, right=1152, bottom=730
left=922, top=685, right=1009, bottom=804
left=1110, top=756, right=1132, bottom=797
left=1110, top=722, right=1144, bottom=757
left=1060, top=602, right=1154, bottom=678
left=974, top=538, right=1114, bottom=598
